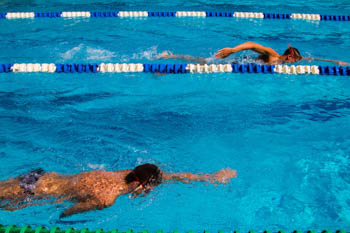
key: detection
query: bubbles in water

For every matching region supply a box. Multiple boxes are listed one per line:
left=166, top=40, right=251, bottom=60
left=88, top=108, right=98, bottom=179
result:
left=128, top=145, right=148, bottom=154
left=59, top=45, right=163, bottom=63
left=86, top=47, right=116, bottom=61
left=59, top=44, right=84, bottom=61
left=121, top=45, right=159, bottom=62
left=59, top=44, right=116, bottom=62
left=87, top=163, right=105, bottom=170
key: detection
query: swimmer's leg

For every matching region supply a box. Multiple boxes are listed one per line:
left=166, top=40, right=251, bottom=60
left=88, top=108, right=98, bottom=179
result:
left=0, top=177, right=28, bottom=211
left=0, top=195, right=70, bottom=211
left=158, top=51, right=207, bottom=64
left=60, top=199, right=102, bottom=218
left=0, top=177, right=25, bottom=201
left=0, top=169, right=44, bottom=201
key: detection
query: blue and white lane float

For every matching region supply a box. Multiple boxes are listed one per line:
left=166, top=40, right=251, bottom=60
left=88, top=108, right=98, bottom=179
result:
left=0, top=11, right=349, bottom=21
left=0, top=63, right=349, bottom=75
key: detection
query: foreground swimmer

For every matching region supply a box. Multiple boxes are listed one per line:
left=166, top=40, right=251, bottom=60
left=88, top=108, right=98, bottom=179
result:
left=0, top=164, right=237, bottom=218
left=159, top=41, right=350, bottom=65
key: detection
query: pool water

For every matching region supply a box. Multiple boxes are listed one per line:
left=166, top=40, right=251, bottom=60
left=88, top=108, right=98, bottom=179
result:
left=0, top=0, right=350, bottom=232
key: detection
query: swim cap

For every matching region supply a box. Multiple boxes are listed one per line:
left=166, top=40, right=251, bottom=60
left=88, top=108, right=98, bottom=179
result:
left=125, top=163, right=162, bottom=187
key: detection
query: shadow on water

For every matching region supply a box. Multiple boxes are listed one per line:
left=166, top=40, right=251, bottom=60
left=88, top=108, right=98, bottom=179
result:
left=260, top=97, right=350, bottom=125
left=55, top=219, right=93, bottom=224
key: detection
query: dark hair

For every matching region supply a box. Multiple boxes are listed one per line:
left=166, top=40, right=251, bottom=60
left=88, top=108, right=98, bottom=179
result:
left=283, top=47, right=302, bottom=59
left=125, top=163, right=162, bottom=187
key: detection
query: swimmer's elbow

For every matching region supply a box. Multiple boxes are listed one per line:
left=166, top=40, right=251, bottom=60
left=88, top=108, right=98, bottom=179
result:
left=244, top=41, right=257, bottom=48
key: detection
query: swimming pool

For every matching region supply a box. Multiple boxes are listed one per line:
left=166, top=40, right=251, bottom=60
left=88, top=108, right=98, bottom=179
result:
left=0, top=0, right=350, bottom=232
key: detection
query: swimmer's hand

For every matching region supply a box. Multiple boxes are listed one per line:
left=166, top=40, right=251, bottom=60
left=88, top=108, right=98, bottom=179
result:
left=337, top=61, right=350, bottom=66
left=310, top=57, right=350, bottom=66
left=157, top=51, right=175, bottom=59
left=216, top=48, right=235, bottom=59
left=303, top=57, right=312, bottom=62
left=210, top=169, right=237, bottom=184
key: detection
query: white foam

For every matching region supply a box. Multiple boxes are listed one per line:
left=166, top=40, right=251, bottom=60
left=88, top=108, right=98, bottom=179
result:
left=59, top=44, right=116, bottom=62
left=86, top=47, right=116, bottom=61
left=59, top=44, right=84, bottom=60
left=129, top=146, right=148, bottom=154
left=121, top=46, right=159, bottom=62
left=87, top=163, right=105, bottom=170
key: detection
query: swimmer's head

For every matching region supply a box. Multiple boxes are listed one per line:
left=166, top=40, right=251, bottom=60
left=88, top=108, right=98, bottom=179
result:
left=282, top=45, right=302, bottom=63
left=125, top=163, right=162, bottom=197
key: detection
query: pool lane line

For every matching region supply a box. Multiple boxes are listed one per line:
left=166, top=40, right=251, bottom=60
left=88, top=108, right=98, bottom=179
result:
left=0, top=225, right=348, bottom=233
left=0, top=11, right=349, bottom=21
left=0, top=63, right=349, bottom=75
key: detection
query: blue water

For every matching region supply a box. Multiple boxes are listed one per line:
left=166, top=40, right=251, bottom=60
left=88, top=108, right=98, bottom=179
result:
left=1, top=0, right=350, bottom=232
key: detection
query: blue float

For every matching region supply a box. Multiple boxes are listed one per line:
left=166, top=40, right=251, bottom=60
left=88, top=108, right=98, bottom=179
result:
left=166, top=64, right=172, bottom=73
left=239, top=64, right=247, bottom=73
left=159, top=64, right=166, bottom=73
left=55, top=64, right=63, bottom=72
left=174, top=64, right=181, bottom=73
left=231, top=64, right=239, bottom=73
left=255, top=64, right=262, bottom=73
left=143, top=64, right=150, bottom=72
left=248, top=64, right=254, bottom=73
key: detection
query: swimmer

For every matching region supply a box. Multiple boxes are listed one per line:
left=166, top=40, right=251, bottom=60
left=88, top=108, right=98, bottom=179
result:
left=159, top=41, right=350, bottom=65
left=0, top=164, right=237, bottom=218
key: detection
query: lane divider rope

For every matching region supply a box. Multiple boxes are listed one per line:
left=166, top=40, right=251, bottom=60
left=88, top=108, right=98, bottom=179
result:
left=0, top=225, right=347, bottom=233
left=0, top=11, right=349, bottom=21
left=0, top=63, right=349, bottom=75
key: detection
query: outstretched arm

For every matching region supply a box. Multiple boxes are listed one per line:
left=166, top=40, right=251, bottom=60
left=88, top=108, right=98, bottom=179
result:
left=306, top=57, right=350, bottom=66
left=216, top=41, right=280, bottom=59
left=158, top=51, right=207, bottom=64
left=162, top=168, right=237, bottom=184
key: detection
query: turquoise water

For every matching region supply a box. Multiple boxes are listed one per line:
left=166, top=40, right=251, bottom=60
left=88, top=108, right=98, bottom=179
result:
left=1, top=0, right=350, bottom=232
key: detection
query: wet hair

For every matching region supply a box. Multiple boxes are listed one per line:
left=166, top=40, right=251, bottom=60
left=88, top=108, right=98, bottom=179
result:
left=125, top=163, right=162, bottom=187
left=283, top=46, right=302, bottom=60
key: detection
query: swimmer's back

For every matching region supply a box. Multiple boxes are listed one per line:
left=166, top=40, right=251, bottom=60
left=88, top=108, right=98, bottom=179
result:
left=34, top=170, right=131, bottom=198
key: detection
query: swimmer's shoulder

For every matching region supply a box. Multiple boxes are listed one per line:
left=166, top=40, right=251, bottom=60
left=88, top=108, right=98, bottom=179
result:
left=41, top=169, right=132, bottom=188
left=266, top=54, right=283, bottom=65
left=71, top=169, right=132, bottom=185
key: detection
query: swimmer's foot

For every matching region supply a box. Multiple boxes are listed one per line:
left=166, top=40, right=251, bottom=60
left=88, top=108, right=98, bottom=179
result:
left=157, top=51, right=174, bottom=59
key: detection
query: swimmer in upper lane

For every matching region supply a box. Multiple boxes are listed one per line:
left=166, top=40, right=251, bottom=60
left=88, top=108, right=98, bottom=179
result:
left=0, top=164, right=237, bottom=218
left=159, top=41, right=350, bottom=66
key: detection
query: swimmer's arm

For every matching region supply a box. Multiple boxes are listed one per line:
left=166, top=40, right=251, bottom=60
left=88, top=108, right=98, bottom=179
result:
left=159, top=53, right=206, bottom=64
left=60, top=200, right=104, bottom=218
left=307, top=57, right=350, bottom=66
left=162, top=173, right=209, bottom=184
left=162, top=169, right=237, bottom=184
left=60, top=195, right=117, bottom=218
left=216, top=42, right=279, bottom=59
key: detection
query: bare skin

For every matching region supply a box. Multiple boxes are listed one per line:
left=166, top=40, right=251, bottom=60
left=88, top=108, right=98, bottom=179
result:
left=215, top=41, right=284, bottom=64
left=158, top=51, right=207, bottom=64
left=0, top=168, right=237, bottom=217
left=310, top=57, right=350, bottom=66
left=159, top=41, right=350, bottom=65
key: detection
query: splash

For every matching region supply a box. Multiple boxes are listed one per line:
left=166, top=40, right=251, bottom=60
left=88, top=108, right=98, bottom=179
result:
left=128, top=145, right=148, bottom=154
left=86, top=47, right=116, bottom=61
left=120, top=46, right=159, bottom=62
left=59, top=44, right=84, bottom=61
left=59, top=44, right=116, bottom=62
left=87, top=163, right=105, bottom=170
